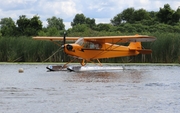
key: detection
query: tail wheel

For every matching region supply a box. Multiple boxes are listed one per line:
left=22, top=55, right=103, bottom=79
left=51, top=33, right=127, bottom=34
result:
left=80, top=59, right=87, bottom=66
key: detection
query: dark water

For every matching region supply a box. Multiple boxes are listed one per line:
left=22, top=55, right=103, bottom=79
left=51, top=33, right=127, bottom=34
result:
left=0, top=64, right=180, bottom=113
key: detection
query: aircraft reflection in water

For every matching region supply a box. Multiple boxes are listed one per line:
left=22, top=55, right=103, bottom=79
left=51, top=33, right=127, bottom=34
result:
left=33, top=34, right=156, bottom=71
left=65, top=68, right=144, bottom=83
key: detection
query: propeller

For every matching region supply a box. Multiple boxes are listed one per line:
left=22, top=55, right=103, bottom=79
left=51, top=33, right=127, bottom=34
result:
left=63, top=32, right=73, bottom=51
left=61, top=32, right=66, bottom=62
left=63, top=32, right=66, bottom=46
left=62, top=32, right=73, bottom=62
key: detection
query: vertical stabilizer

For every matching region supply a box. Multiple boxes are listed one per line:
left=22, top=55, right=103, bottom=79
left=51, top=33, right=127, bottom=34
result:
left=128, top=42, right=142, bottom=50
left=128, top=42, right=152, bottom=54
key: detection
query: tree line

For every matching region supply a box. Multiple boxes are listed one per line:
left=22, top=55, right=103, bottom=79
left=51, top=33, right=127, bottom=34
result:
left=0, top=4, right=180, bottom=63
left=0, top=4, right=180, bottom=36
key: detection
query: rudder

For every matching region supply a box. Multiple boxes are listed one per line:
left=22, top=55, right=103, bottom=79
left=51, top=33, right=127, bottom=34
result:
left=128, top=42, right=142, bottom=50
left=128, top=42, right=152, bottom=54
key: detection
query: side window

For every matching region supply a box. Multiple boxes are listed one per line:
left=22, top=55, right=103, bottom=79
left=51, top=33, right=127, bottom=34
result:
left=95, top=43, right=100, bottom=49
left=83, top=41, right=101, bottom=49
left=89, top=42, right=95, bottom=49
left=83, top=42, right=90, bottom=48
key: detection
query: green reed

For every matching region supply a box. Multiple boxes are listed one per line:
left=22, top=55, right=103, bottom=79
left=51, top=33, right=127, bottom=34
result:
left=0, top=33, right=180, bottom=63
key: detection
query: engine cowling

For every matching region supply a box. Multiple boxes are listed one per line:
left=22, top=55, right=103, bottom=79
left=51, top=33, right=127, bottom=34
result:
left=66, top=44, right=73, bottom=51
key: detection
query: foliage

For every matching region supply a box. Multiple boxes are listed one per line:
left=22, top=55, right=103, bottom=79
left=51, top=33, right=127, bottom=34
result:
left=47, top=16, right=65, bottom=30
left=110, top=13, right=122, bottom=26
left=38, top=27, right=64, bottom=36
left=0, top=17, right=16, bottom=36
left=16, top=15, right=42, bottom=36
left=71, top=13, right=96, bottom=29
left=157, top=4, right=180, bottom=25
left=0, top=32, right=180, bottom=63
left=0, top=36, right=62, bottom=62
left=151, top=33, right=180, bottom=63
left=121, top=7, right=135, bottom=23
left=0, top=4, right=180, bottom=63
left=86, top=17, right=96, bottom=29
left=94, top=23, right=112, bottom=31
left=71, top=14, right=86, bottom=27
left=71, top=24, right=89, bottom=32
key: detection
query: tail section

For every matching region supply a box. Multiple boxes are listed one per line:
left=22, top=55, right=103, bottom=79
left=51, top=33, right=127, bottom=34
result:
left=128, top=42, right=142, bottom=50
left=128, top=42, right=152, bottom=54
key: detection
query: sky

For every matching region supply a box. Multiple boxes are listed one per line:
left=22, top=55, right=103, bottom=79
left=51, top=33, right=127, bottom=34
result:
left=0, top=0, right=180, bottom=29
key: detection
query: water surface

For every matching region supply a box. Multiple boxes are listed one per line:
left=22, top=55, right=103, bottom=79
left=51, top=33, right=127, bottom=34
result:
left=0, top=64, right=180, bottom=113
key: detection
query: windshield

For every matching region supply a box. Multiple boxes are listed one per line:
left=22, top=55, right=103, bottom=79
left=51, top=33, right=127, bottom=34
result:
left=75, top=38, right=84, bottom=46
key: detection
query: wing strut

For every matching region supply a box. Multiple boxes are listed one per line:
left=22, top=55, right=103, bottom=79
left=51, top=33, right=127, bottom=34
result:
left=62, top=58, right=77, bottom=68
left=97, top=59, right=102, bottom=66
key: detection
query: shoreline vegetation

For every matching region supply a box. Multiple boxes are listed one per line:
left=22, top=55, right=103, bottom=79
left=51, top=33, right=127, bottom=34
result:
left=0, top=32, right=180, bottom=64
left=0, top=4, right=180, bottom=63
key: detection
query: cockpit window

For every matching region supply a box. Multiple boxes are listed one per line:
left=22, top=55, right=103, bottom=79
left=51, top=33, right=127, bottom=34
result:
left=75, top=38, right=84, bottom=46
left=83, top=41, right=101, bottom=49
left=75, top=38, right=101, bottom=49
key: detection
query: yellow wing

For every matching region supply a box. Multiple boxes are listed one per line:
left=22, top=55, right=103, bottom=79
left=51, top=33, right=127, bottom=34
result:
left=83, top=35, right=156, bottom=43
left=33, top=36, right=79, bottom=42
left=33, top=35, right=156, bottom=43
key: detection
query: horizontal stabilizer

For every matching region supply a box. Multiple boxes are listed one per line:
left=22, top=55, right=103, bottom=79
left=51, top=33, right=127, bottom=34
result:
left=137, top=49, right=152, bottom=54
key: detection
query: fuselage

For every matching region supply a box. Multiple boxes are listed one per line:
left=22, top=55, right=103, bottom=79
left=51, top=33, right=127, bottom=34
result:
left=64, top=38, right=140, bottom=60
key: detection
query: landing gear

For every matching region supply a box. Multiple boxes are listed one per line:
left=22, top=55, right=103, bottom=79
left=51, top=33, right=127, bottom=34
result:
left=80, top=59, right=87, bottom=66
left=63, top=58, right=102, bottom=67
left=80, top=59, right=102, bottom=66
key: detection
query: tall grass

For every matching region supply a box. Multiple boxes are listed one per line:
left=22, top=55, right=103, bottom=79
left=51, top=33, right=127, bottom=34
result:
left=150, top=33, right=180, bottom=63
left=0, top=36, right=62, bottom=62
left=0, top=33, right=180, bottom=63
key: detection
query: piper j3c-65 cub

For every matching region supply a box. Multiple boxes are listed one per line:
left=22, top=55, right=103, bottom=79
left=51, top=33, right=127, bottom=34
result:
left=33, top=33, right=156, bottom=71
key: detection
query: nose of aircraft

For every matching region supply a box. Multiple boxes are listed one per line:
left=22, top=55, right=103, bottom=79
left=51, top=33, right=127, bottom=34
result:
left=66, top=44, right=73, bottom=51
